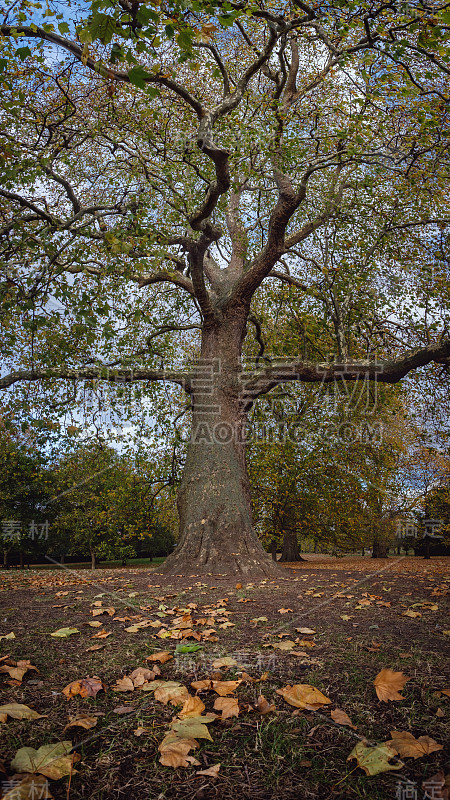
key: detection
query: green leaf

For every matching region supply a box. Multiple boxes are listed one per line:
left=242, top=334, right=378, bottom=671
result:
left=127, top=65, right=151, bottom=89
left=175, top=644, right=203, bottom=654
left=15, top=46, right=31, bottom=60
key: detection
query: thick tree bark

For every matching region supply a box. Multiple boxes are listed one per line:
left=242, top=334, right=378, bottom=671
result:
left=90, top=548, right=96, bottom=570
left=161, top=316, right=280, bottom=578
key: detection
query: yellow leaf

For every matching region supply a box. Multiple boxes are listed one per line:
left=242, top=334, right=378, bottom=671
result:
left=276, top=684, right=331, bottom=711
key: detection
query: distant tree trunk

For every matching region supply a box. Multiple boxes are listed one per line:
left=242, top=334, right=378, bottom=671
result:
left=270, top=540, right=278, bottom=561
left=372, top=539, right=388, bottom=558
left=90, top=548, right=96, bottom=570
left=279, top=529, right=304, bottom=562
left=424, top=537, right=431, bottom=560
left=3, top=549, right=8, bottom=568
left=60, top=554, right=65, bottom=564
left=19, top=550, right=24, bottom=569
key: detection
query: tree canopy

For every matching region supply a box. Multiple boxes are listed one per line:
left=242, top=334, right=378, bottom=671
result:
left=0, top=0, right=449, bottom=575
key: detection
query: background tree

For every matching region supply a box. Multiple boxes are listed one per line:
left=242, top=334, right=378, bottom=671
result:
left=1, top=0, right=449, bottom=576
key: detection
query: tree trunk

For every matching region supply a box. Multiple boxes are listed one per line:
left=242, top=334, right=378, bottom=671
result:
left=270, top=541, right=278, bottom=561
left=60, top=554, right=65, bottom=565
left=90, top=548, right=96, bottom=570
left=372, top=539, right=388, bottom=558
left=161, top=317, right=280, bottom=578
left=19, top=550, right=24, bottom=569
left=279, top=529, right=304, bottom=562
left=3, top=549, right=8, bottom=568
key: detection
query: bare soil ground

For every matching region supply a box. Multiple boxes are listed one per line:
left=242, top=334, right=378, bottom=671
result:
left=0, top=556, right=449, bottom=800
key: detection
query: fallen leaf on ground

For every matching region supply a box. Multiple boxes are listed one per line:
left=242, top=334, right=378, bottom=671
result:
left=113, top=705, right=136, bottom=714
left=91, top=607, right=115, bottom=617
left=2, top=773, right=52, bottom=799
left=0, top=660, right=38, bottom=682
left=0, top=632, right=15, bottom=641
left=10, top=742, right=80, bottom=779
left=296, top=628, right=316, bottom=634
left=49, top=628, right=79, bottom=638
left=171, top=715, right=214, bottom=741
left=113, top=676, right=135, bottom=693
left=387, top=730, right=443, bottom=759
left=0, top=704, right=45, bottom=723
left=62, top=677, right=105, bottom=699
left=196, top=763, right=220, bottom=777
left=133, top=726, right=148, bottom=736
left=264, top=640, right=296, bottom=651
left=158, top=732, right=199, bottom=768
left=85, top=644, right=106, bottom=652
left=213, top=697, right=239, bottom=719
left=63, top=716, right=98, bottom=732
left=278, top=608, right=293, bottom=614
left=87, top=621, right=103, bottom=628
left=256, top=695, right=276, bottom=714
left=146, top=651, right=173, bottom=664
left=191, top=679, right=242, bottom=696
left=211, top=657, right=237, bottom=669
left=178, top=695, right=206, bottom=718
left=276, top=684, right=331, bottom=711
left=347, top=741, right=402, bottom=776
left=374, top=669, right=409, bottom=702
left=330, top=708, right=356, bottom=729
left=154, top=683, right=190, bottom=706
left=422, top=771, right=448, bottom=800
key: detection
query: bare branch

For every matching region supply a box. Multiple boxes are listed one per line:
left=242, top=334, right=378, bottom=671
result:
left=0, top=366, right=192, bottom=392
left=242, top=338, right=450, bottom=401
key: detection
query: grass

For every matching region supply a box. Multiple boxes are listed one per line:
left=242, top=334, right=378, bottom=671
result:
left=0, top=557, right=448, bottom=799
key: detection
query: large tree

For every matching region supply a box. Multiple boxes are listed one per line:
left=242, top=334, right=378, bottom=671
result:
left=0, top=0, right=449, bottom=576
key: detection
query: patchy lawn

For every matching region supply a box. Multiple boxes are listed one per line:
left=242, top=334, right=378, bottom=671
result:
left=0, top=556, right=448, bottom=800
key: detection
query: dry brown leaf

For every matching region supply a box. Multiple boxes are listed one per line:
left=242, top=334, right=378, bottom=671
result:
left=278, top=608, right=293, bottom=614
left=196, top=763, right=220, bottom=777
left=330, top=708, right=356, bottom=729
left=256, top=695, right=276, bottom=714
left=191, top=679, right=241, bottom=696
left=63, top=716, right=98, bottom=731
left=158, top=732, right=199, bottom=768
left=178, top=695, right=206, bottom=719
left=213, top=696, right=239, bottom=719
left=295, top=628, right=316, bottom=634
left=0, top=660, right=38, bottom=683
left=146, top=651, right=173, bottom=664
left=113, top=676, right=135, bottom=693
left=154, top=683, right=190, bottom=706
left=211, top=657, right=237, bottom=669
left=387, top=730, right=443, bottom=759
left=2, top=773, right=53, bottom=799
left=113, top=705, right=136, bottom=714
left=90, top=630, right=112, bottom=639
left=62, top=677, right=105, bottom=699
left=87, top=621, right=103, bottom=628
left=422, top=771, right=448, bottom=800
left=133, top=726, right=148, bottom=736
left=276, top=684, right=331, bottom=711
left=373, top=669, right=409, bottom=702
left=85, top=644, right=106, bottom=652
left=91, top=607, right=115, bottom=616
